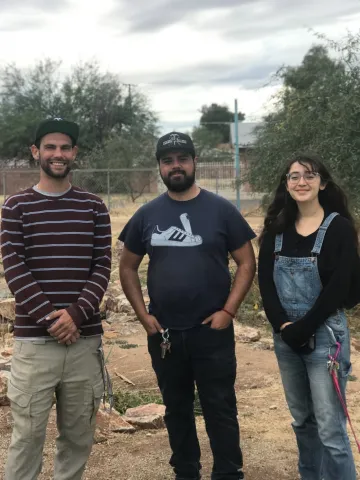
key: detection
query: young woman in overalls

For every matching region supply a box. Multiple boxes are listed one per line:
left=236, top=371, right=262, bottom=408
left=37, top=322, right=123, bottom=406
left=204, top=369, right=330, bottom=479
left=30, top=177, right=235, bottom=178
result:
left=258, top=152, right=360, bottom=480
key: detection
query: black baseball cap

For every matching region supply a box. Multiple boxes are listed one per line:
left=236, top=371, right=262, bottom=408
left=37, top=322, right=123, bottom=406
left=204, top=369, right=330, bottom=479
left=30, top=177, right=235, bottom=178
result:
left=156, top=131, right=196, bottom=161
left=34, top=118, right=80, bottom=145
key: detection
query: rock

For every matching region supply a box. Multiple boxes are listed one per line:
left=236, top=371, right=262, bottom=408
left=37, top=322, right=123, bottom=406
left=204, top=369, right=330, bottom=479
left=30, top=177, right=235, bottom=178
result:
left=115, top=240, right=124, bottom=260
left=0, top=298, right=15, bottom=322
left=103, top=331, right=119, bottom=340
left=234, top=326, right=261, bottom=343
left=253, top=338, right=274, bottom=351
left=118, top=325, right=140, bottom=337
left=1, top=348, right=13, bottom=358
left=106, top=295, right=119, bottom=314
left=96, top=405, right=136, bottom=435
left=99, top=296, right=109, bottom=315
left=105, top=294, right=133, bottom=315
left=105, top=312, right=138, bottom=325
left=0, top=359, right=11, bottom=372
left=117, top=298, right=133, bottom=315
left=123, top=403, right=166, bottom=430
left=0, top=371, right=10, bottom=406
left=94, top=430, right=108, bottom=444
left=105, top=312, right=120, bottom=324
left=269, top=405, right=277, bottom=410
left=257, top=310, right=268, bottom=322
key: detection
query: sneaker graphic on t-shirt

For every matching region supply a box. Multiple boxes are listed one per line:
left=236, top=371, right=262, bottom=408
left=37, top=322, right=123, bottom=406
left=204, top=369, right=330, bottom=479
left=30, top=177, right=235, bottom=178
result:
left=151, top=213, right=203, bottom=247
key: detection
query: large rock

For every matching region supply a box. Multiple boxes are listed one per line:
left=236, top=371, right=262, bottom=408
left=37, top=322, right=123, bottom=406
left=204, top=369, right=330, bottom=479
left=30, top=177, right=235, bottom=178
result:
left=0, top=298, right=15, bottom=322
left=234, top=325, right=261, bottom=343
left=96, top=405, right=136, bottom=438
left=123, top=403, right=166, bottom=430
left=0, top=371, right=10, bottom=406
left=106, top=294, right=133, bottom=315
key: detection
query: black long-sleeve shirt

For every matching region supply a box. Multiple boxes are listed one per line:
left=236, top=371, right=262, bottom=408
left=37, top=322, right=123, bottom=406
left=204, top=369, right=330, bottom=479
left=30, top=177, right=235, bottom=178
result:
left=258, top=214, right=360, bottom=336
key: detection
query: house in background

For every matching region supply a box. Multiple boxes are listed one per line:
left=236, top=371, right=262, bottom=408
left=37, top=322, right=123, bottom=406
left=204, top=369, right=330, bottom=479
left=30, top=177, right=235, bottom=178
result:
left=229, top=122, right=262, bottom=194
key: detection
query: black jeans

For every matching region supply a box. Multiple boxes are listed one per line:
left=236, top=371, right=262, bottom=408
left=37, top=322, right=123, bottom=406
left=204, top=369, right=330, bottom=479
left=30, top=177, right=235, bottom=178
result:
left=147, top=323, right=244, bottom=480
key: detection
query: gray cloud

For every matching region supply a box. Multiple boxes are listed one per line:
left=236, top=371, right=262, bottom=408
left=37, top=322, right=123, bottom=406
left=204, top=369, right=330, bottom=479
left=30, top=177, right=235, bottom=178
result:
left=0, top=0, right=70, bottom=33
left=107, top=0, right=250, bottom=33
left=106, top=0, right=360, bottom=35
left=0, top=0, right=69, bottom=13
left=124, top=60, right=279, bottom=90
left=211, top=0, right=360, bottom=41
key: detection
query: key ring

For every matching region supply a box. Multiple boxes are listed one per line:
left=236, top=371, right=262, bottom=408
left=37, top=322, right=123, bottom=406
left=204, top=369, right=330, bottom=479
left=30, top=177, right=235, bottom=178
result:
left=161, top=328, right=169, bottom=343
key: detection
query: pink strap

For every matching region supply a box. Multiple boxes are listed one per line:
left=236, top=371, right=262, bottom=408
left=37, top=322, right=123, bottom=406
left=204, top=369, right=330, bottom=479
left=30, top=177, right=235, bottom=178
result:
left=329, top=343, right=360, bottom=453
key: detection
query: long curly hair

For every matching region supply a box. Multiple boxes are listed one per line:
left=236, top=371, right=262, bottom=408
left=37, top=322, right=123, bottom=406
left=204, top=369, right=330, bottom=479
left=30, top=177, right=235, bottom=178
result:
left=259, top=152, right=358, bottom=247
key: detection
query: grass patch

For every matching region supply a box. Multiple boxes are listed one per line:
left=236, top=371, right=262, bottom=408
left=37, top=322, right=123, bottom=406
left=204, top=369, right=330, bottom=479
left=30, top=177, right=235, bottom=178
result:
left=106, top=339, right=139, bottom=349
left=120, top=343, right=138, bottom=349
left=114, top=390, right=163, bottom=415
left=348, top=375, right=357, bottom=382
left=113, top=388, right=203, bottom=416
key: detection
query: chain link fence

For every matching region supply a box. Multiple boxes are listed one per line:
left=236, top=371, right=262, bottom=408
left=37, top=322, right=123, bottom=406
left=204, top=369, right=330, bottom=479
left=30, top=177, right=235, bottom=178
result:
left=0, top=163, right=263, bottom=212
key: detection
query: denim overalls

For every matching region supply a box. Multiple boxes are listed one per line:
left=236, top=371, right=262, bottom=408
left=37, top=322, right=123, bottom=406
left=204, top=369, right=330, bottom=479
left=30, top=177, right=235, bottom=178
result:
left=273, top=212, right=356, bottom=480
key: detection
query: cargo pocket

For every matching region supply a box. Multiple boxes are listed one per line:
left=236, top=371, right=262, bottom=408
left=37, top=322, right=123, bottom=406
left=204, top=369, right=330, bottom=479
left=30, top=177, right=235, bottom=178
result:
left=7, top=382, right=32, bottom=440
left=90, top=381, right=105, bottom=427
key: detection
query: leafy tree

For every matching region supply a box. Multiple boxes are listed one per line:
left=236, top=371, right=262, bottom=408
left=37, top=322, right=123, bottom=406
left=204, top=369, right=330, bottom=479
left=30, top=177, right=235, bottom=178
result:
left=84, top=108, right=159, bottom=201
left=246, top=32, right=360, bottom=208
left=0, top=60, right=157, bottom=164
left=200, top=103, right=245, bottom=143
left=191, top=126, right=232, bottom=163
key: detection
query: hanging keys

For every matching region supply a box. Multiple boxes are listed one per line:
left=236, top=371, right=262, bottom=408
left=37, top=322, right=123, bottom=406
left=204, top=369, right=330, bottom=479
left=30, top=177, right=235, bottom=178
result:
left=160, top=329, right=171, bottom=359
left=327, top=358, right=339, bottom=374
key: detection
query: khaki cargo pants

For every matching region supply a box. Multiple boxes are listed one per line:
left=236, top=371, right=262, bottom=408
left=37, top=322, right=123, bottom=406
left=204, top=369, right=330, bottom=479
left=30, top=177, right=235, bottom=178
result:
left=5, top=337, right=104, bottom=480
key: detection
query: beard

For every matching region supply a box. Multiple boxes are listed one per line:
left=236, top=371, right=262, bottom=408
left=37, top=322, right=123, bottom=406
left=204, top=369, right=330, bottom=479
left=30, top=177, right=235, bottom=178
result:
left=161, top=168, right=196, bottom=193
left=40, top=157, right=72, bottom=179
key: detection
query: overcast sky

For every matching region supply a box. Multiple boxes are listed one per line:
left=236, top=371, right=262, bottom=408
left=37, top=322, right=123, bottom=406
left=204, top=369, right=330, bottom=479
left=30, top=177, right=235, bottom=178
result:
left=0, top=0, right=359, bottom=133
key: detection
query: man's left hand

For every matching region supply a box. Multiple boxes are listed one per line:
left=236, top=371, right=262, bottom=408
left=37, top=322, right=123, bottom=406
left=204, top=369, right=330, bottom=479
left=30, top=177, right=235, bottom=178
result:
left=202, top=310, right=233, bottom=330
left=47, top=310, right=79, bottom=344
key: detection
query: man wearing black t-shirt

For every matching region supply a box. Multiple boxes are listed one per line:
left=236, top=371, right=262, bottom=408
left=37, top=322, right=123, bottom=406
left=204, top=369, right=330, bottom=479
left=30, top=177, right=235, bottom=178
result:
left=119, top=132, right=256, bottom=480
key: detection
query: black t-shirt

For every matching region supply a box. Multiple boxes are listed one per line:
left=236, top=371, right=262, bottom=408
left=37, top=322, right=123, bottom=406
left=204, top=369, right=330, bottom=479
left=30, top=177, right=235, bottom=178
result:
left=258, top=214, right=360, bottom=333
left=119, top=189, right=256, bottom=329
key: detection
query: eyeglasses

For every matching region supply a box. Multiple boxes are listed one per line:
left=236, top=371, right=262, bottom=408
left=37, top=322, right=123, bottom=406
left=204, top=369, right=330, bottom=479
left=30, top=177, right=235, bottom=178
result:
left=286, top=172, right=320, bottom=184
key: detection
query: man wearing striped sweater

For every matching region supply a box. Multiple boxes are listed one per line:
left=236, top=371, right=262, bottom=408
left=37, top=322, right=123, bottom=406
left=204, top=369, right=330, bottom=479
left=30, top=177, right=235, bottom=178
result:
left=1, top=118, right=112, bottom=480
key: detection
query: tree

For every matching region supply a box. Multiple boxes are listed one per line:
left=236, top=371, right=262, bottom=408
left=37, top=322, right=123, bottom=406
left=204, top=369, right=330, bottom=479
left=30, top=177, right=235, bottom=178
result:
left=85, top=103, right=159, bottom=201
left=191, top=126, right=232, bottom=163
left=200, top=103, right=245, bottom=143
left=246, top=32, right=360, bottom=208
left=0, top=60, right=157, bottom=163
left=0, top=59, right=63, bottom=162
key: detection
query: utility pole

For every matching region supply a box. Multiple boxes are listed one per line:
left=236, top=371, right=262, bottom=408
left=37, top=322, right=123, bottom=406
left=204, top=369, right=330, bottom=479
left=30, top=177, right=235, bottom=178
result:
left=234, top=99, right=240, bottom=210
left=124, top=83, right=136, bottom=127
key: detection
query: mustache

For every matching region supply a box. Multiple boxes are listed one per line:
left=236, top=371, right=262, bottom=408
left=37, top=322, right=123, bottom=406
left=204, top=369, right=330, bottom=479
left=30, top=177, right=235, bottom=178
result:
left=169, top=170, right=186, bottom=177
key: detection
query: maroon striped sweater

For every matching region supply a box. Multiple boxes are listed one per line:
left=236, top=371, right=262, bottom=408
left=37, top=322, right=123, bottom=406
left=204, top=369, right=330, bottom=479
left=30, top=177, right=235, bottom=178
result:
left=0, top=186, right=111, bottom=338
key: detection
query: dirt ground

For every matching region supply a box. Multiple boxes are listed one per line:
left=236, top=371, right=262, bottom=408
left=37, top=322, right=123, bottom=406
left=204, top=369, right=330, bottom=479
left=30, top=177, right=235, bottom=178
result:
left=1, top=326, right=360, bottom=479
left=1, top=207, right=360, bottom=479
